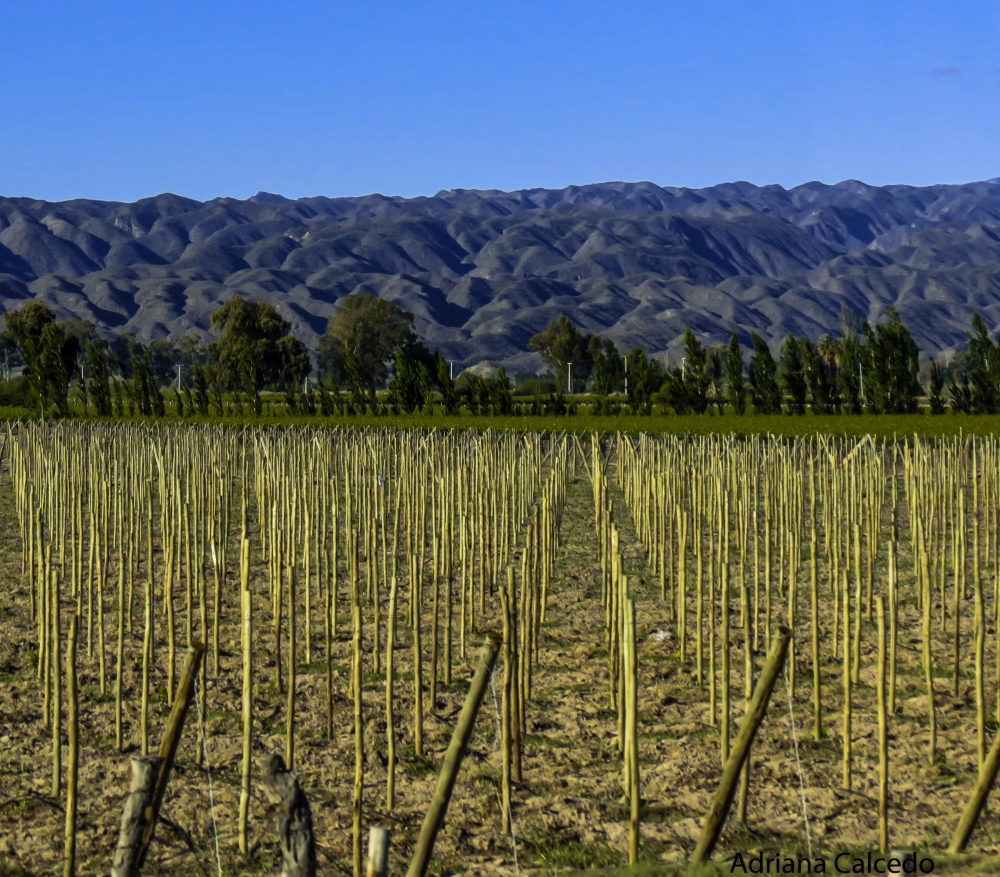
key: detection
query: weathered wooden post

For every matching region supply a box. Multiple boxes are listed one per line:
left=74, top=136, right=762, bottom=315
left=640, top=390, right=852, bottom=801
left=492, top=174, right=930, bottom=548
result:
left=406, top=634, right=501, bottom=877
left=136, top=643, right=206, bottom=869
left=949, top=724, right=1000, bottom=852
left=690, top=627, right=792, bottom=866
left=110, top=755, right=163, bottom=877
left=259, top=753, right=317, bottom=877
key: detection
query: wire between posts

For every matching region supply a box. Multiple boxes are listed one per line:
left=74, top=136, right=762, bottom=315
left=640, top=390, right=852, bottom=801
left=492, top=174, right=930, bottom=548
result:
left=784, top=664, right=813, bottom=859
left=194, top=674, right=223, bottom=877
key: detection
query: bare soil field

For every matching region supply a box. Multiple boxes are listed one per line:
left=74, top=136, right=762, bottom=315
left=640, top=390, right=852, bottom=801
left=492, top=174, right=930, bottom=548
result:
left=1, top=457, right=999, bottom=876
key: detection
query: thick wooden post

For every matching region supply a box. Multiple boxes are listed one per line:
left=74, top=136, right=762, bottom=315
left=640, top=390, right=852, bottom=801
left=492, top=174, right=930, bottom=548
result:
left=136, top=643, right=206, bottom=869
left=110, top=755, right=162, bottom=877
left=406, top=634, right=501, bottom=877
left=949, top=726, right=1000, bottom=853
left=260, top=753, right=317, bottom=877
left=690, top=627, right=792, bottom=866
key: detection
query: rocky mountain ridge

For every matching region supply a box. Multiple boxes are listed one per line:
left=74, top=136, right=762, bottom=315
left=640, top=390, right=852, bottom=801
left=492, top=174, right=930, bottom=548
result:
left=2, top=178, right=999, bottom=371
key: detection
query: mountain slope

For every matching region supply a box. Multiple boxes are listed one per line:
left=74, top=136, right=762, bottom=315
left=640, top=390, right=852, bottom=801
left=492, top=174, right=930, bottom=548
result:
left=2, top=178, right=1000, bottom=371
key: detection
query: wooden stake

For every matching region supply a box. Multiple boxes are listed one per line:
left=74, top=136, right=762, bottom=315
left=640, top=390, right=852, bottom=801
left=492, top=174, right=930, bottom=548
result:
left=406, top=634, right=501, bottom=877
left=690, top=627, right=792, bottom=866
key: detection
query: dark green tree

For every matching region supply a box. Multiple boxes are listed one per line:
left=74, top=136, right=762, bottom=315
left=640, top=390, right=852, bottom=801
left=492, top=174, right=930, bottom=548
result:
left=950, top=374, right=972, bottom=413
left=389, top=345, right=429, bottom=413
left=528, top=316, right=592, bottom=393
left=111, top=376, right=125, bottom=417
left=968, top=314, right=1000, bottom=414
left=277, top=336, right=312, bottom=387
left=128, top=342, right=164, bottom=417
left=4, top=301, right=77, bottom=416
left=344, top=349, right=377, bottom=413
left=149, top=338, right=178, bottom=385
left=318, top=293, right=420, bottom=387
left=780, top=335, right=807, bottom=415
left=192, top=363, right=210, bottom=416
left=801, top=339, right=837, bottom=414
left=316, top=378, right=337, bottom=416
left=625, top=348, right=654, bottom=414
left=208, top=294, right=309, bottom=391
left=434, top=352, right=460, bottom=415
left=860, top=307, right=921, bottom=414
left=40, top=323, right=70, bottom=417
left=681, top=328, right=710, bottom=414
left=85, top=339, right=113, bottom=417
left=707, top=347, right=725, bottom=414
left=490, top=367, right=514, bottom=415
left=725, top=333, right=746, bottom=415
left=928, top=362, right=946, bottom=415
left=839, top=314, right=862, bottom=414
left=235, top=337, right=262, bottom=416
left=588, top=335, right=624, bottom=395
left=748, top=333, right=782, bottom=415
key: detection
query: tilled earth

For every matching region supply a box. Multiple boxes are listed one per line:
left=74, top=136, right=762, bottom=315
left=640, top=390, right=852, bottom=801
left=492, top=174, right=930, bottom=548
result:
left=1, top=466, right=1000, bottom=876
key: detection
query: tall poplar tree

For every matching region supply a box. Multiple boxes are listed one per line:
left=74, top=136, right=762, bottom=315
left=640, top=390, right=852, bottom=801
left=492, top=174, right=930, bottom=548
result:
left=748, top=333, right=782, bottom=415
left=779, top=335, right=807, bottom=415
left=725, top=333, right=746, bottom=415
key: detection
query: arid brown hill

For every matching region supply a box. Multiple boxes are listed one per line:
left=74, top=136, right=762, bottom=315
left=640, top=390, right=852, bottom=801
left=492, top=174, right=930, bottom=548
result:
left=2, top=178, right=1000, bottom=371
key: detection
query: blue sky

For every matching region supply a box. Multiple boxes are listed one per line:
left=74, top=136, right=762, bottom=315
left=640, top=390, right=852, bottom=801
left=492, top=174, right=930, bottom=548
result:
left=1, top=1, right=997, bottom=202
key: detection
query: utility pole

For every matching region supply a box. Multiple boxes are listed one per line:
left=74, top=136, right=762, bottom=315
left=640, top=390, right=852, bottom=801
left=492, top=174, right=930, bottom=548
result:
left=567, top=362, right=573, bottom=395
left=304, top=376, right=308, bottom=394
left=449, top=361, right=454, bottom=381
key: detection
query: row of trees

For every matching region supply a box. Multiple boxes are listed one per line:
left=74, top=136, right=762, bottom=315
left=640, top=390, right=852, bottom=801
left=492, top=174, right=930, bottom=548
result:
left=2, top=292, right=999, bottom=418
left=0, top=294, right=468, bottom=418
left=526, top=307, right=1000, bottom=416
left=656, top=308, right=924, bottom=417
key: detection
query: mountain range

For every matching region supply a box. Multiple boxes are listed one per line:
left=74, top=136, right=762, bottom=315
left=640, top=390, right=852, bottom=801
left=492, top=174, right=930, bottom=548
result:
left=2, top=177, right=1000, bottom=373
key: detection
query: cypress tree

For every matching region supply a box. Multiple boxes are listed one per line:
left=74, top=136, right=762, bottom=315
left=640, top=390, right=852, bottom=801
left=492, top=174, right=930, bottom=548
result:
left=434, top=352, right=460, bottom=415
left=40, top=323, right=70, bottom=417
left=86, top=340, right=113, bottom=417
left=662, top=364, right=689, bottom=415
left=389, top=346, right=428, bottom=413
left=929, top=362, right=946, bottom=414
left=950, top=373, right=972, bottom=413
left=802, top=339, right=834, bottom=414
left=861, top=308, right=921, bottom=414
left=968, top=314, right=999, bottom=414
left=748, top=333, right=782, bottom=415
left=725, top=333, right=746, bottom=415
left=839, top=315, right=862, bottom=414
left=682, top=328, right=710, bottom=414
left=145, top=347, right=165, bottom=417
left=626, top=348, right=653, bottom=415
left=491, top=366, right=514, bottom=415
left=192, top=363, right=210, bottom=415
left=780, top=335, right=807, bottom=415
left=707, top=348, right=725, bottom=414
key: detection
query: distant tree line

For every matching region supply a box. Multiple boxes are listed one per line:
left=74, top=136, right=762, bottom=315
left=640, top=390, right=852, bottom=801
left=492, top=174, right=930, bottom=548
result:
left=0, top=293, right=997, bottom=418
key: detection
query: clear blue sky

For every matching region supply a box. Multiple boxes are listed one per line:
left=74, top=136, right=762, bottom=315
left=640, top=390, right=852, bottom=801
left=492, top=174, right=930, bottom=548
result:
left=1, top=1, right=997, bottom=203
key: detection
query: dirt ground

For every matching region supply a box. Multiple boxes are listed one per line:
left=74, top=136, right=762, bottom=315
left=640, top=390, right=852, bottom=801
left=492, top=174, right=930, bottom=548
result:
left=2, top=459, right=1000, bottom=876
